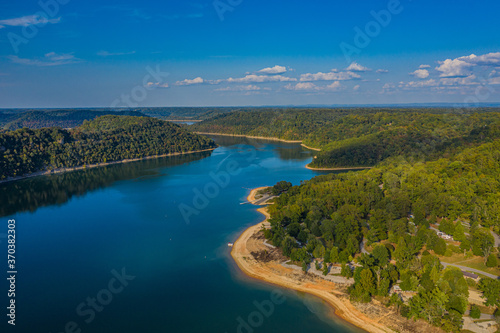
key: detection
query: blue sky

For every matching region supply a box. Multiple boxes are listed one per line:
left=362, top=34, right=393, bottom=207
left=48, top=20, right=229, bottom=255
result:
left=0, top=0, right=499, bottom=107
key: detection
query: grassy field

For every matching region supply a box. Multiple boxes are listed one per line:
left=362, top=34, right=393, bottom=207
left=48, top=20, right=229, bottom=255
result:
left=439, top=253, right=500, bottom=276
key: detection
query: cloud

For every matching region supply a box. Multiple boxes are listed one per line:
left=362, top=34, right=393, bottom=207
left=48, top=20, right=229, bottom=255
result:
left=353, top=85, right=360, bottom=91
left=175, top=77, right=204, bottom=86
left=326, top=81, right=341, bottom=91
left=285, top=81, right=341, bottom=91
left=439, top=75, right=478, bottom=86
left=146, top=82, right=169, bottom=88
left=300, top=70, right=360, bottom=82
left=285, top=82, right=320, bottom=91
left=435, top=52, right=500, bottom=78
left=401, top=75, right=478, bottom=89
left=402, top=79, right=438, bottom=88
left=346, top=62, right=371, bottom=72
left=489, top=77, right=500, bottom=85
left=376, top=69, right=389, bottom=73
left=215, top=85, right=264, bottom=91
left=97, top=50, right=136, bottom=56
left=0, top=15, right=60, bottom=28
left=256, top=65, right=287, bottom=75
left=435, top=58, right=474, bottom=78
left=224, top=74, right=296, bottom=84
left=8, top=52, right=81, bottom=66
left=419, top=64, right=431, bottom=69
left=410, top=69, right=430, bottom=79
left=458, top=52, right=500, bottom=66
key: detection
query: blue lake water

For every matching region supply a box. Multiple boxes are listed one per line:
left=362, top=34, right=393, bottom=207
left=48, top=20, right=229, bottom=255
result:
left=1, top=136, right=364, bottom=333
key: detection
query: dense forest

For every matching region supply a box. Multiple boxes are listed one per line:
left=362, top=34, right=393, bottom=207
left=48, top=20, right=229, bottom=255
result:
left=0, top=115, right=216, bottom=180
left=0, top=107, right=250, bottom=129
left=0, top=109, right=146, bottom=130
left=191, top=108, right=500, bottom=169
left=263, top=138, right=500, bottom=332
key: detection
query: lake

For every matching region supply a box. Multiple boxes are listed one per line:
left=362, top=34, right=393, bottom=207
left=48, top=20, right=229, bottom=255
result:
left=1, top=136, right=364, bottom=333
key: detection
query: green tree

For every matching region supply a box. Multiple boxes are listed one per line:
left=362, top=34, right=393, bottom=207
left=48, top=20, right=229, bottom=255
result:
left=452, top=223, right=466, bottom=242
left=302, top=260, right=308, bottom=273
left=439, top=219, right=455, bottom=235
left=472, top=228, right=494, bottom=258
left=323, top=263, right=329, bottom=276
left=282, top=236, right=296, bottom=257
left=478, top=278, right=500, bottom=307
left=330, top=246, right=339, bottom=263
left=485, top=253, right=498, bottom=267
left=341, top=263, right=353, bottom=278
left=372, top=244, right=390, bottom=266
left=470, top=304, right=481, bottom=319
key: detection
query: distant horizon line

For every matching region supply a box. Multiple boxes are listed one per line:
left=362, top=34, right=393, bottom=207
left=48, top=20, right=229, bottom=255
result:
left=2, top=102, right=500, bottom=110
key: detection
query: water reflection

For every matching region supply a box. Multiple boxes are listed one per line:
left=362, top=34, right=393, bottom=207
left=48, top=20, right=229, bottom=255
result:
left=0, top=151, right=212, bottom=217
left=210, top=135, right=314, bottom=161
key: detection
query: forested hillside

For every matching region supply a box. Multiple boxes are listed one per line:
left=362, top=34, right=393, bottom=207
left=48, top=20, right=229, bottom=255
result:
left=192, top=108, right=500, bottom=168
left=264, top=139, right=500, bottom=332
left=0, top=110, right=145, bottom=130
left=0, top=115, right=216, bottom=180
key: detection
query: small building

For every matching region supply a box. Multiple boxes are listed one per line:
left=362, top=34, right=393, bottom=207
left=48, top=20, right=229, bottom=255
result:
left=461, top=271, right=480, bottom=282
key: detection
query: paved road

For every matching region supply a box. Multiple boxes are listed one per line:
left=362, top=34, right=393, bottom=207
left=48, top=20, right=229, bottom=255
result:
left=441, top=262, right=499, bottom=279
left=361, top=238, right=369, bottom=254
left=464, top=310, right=495, bottom=320
left=252, top=195, right=276, bottom=205
left=490, top=230, right=500, bottom=247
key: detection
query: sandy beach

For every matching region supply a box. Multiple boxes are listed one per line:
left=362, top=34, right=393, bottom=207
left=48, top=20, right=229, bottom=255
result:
left=231, top=189, right=445, bottom=333
left=246, top=186, right=270, bottom=203
left=231, top=207, right=395, bottom=333
left=195, top=132, right=304, bottom=143
left=305, top=164, right=373, bottom=171
left=0, top=148, right=217, bottom=184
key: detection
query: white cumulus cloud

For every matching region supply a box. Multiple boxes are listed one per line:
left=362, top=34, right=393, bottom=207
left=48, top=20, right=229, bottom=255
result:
left=146, top=82, right=169, bottom=88
left=257, top=65, right=287, bottom=75
left=215, top=85, right=263, bottom=91
left=346, top=62, right=371, bottom=72
left=300, top=70, right=360, bottom=82
left=175, top=77, right=204, bottom=86
left=410, top=69, right=430, bottom=79
left=0, top=15, right=60, bottom=28
left=225, top=74, right=296, bottom=84
left=435, top=58, right=474, bottom=78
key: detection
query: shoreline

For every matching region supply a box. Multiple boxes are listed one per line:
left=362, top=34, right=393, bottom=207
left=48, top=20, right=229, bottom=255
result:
left=197, top=133, right=377, bottom=172
left=195, top=132, right=305, bottom=144
left=305, top=164, right=373, bottom=171
left=0, top=148, right=217, bottom=184
left=230, top=200, right=395, bottom=333
left=246, top=186, right=270, bottom=203
left=196, top=132, right=322, bottom=151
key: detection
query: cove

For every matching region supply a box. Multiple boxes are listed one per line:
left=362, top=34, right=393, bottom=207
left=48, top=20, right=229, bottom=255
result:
left=1, top=136, right=364, bottom=333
